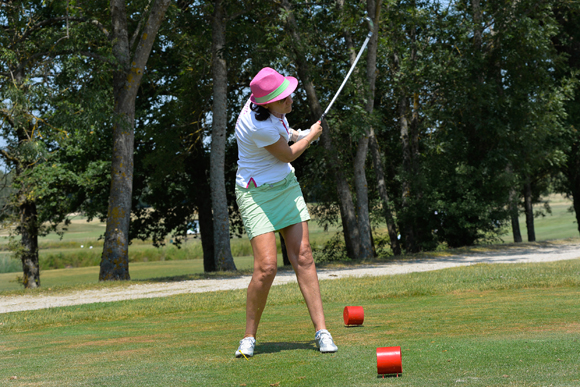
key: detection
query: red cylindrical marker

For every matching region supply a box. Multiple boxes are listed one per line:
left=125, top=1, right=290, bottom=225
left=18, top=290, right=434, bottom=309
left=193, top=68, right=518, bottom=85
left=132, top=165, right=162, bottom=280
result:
left=343, top=306, right=364, bottom=326
left=342, top=306, right=365, bottom=325
left=376, top=346, right=403, bottom=375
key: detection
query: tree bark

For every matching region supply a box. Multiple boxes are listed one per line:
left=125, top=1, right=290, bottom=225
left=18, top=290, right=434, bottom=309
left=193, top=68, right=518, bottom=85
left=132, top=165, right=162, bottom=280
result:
left=567, top=140, right=580, bottom=235
left=391, top=16, right=419, bottom=253
left=472, top=0, right=482, bottom=51
left=523, top=178, right=535, bottom=242
left=505, top=164, right=522, bottom=243
left=349, top=0, right=383, bottom=260
left=353, top=135, right=373, bottom=259
left=281, top=0, right=361, bottom=259
left=210, top=0, right=237, bottom=271
left=509, top=188, right=523, bottom=243
left=198, top=195, right=216, bottom=273
left=19, top=196, right=40, bottom=289
left=336, top=0, right=373, bottom=259
left=12, top=67, right=42, bottom=289
left=100, top=0, right=171, bottom=281
left=369, top=129, right=401, bottom=255
left=398, top=94, right=418, bottom=252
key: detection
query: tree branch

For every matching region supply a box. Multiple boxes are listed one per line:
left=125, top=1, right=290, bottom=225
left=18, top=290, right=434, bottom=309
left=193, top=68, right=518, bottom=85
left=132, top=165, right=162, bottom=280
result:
left=10, top=17, right=111, bottom=48
left=89, top=19, right=111, bottom=40
left=78, top=51, right=115, bottom=65
left=0, top=108, right=16, bottom=128
left=130, top=0, right=155, bottom=52
left=121, top=0, right=171, bottom=102
left=13, top=49, right=115, bottom=76
left=0, top=149, right=19, bottom=164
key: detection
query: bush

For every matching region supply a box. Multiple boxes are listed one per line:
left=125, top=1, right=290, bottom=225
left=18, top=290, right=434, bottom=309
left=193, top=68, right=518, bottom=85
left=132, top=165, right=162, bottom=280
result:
left=312, top=232, right=349, bottom=263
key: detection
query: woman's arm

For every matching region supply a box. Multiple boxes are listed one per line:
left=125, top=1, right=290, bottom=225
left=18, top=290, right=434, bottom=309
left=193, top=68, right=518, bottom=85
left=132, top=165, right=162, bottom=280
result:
left=264, top=122, right=322, bottom=163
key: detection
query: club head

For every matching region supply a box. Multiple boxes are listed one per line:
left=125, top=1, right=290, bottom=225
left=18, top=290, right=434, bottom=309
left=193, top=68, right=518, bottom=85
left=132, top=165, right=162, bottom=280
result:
left=365, top=16, right=374, bottom=37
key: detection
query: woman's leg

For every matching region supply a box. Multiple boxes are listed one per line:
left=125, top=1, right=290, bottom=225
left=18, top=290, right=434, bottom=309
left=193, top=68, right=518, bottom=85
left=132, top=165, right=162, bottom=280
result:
left=244, top=231, right=279, bottom=338
left=280, top=222, right=326, bottom=332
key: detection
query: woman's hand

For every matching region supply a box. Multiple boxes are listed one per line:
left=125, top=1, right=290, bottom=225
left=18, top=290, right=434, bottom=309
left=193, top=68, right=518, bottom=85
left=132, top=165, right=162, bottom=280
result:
left=309, top=121, right=323, bottom=141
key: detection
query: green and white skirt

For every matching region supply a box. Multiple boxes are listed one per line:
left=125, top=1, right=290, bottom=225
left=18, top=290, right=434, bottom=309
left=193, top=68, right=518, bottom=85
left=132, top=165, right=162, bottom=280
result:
left=235, top=171, right=310, bottom=240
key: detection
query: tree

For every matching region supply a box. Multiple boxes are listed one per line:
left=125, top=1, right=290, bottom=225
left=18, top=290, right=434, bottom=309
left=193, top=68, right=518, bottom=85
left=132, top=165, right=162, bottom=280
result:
left=100, top=0, right=171, bottom=281
left=280, top=0, right=362, bottom=259
left=0, top=0, right=93, bottom=288
left=553, top=2, right=580, bottom=236
left=339, top=0, right=381, bottom=260
left=209, top=0, right=236, bottom=271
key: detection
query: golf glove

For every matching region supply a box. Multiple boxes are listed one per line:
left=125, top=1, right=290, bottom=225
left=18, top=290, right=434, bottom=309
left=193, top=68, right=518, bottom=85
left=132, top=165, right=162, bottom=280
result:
left=289, top=128, right=311, bottom=143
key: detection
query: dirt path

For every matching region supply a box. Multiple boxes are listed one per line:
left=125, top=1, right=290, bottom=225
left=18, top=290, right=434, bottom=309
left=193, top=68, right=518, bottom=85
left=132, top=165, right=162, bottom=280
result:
left=1, top=242, right=579, bottom=314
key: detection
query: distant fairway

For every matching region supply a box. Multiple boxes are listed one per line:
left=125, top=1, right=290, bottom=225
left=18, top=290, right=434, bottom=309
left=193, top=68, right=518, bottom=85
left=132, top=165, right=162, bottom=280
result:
left=500, top=194, right=579, bottom=243
left=0, top=195, right=578, bottom=290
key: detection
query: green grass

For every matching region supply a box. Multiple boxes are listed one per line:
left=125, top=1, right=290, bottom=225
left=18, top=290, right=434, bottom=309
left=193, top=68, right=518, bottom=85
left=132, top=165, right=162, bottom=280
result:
left=1, top=259, right=579, bottom=386
left=0, top=255, right=288, bottom=293
left=500, top=195, right=579, bottom=243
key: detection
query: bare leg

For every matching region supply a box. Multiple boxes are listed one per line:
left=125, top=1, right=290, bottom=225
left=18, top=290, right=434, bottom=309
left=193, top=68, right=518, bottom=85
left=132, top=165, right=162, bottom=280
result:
left=280, top=222, right=327, bottom=332
left=244, top=232, right=278, bottom=338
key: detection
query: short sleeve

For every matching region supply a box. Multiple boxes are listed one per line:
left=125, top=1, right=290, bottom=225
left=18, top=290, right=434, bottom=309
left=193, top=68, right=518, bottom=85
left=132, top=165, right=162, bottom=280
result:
left=253, top=125, right=282, bottom=148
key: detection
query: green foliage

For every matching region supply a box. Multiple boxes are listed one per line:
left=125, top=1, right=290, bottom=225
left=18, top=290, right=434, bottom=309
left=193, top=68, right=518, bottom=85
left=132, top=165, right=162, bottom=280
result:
left=312, top=232, right=350, bottom=263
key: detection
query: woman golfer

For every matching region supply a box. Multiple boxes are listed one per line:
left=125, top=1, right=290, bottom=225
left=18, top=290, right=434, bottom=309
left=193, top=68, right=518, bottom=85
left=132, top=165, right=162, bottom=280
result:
left=234, top=67, right=338, bottom=358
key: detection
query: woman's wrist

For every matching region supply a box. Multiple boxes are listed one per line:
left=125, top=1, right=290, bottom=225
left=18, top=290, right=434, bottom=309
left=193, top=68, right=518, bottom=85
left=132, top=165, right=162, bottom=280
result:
left=305, top=133, right=318, bottom=144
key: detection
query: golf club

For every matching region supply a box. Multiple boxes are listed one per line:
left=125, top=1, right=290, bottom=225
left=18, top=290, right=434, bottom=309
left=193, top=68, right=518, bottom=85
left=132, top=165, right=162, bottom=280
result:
left=319, top=16, right=374, bottom=123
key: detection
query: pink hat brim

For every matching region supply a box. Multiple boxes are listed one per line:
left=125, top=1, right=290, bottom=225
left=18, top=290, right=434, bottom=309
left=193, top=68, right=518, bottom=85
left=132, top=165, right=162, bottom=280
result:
left=250, top=76, right=298, bottom=105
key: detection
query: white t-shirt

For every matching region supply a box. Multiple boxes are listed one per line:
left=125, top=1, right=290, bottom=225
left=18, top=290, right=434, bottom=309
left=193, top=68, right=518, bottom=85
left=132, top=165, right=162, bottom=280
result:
left=235, top=99, right=293, bottom=188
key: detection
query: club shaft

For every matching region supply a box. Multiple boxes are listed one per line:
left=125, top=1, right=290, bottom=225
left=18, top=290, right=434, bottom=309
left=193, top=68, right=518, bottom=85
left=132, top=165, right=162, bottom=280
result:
left=320, top=32, right=372, bottom=122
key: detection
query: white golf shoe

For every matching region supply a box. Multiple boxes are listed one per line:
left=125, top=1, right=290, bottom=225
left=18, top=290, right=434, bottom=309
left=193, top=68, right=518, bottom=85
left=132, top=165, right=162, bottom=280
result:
left=315, top=329, right=338, bottom=353
left=235, top=337, right=256, bottom=358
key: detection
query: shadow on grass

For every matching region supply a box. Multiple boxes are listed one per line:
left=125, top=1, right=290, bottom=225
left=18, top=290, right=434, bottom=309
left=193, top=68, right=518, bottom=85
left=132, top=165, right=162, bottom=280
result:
left=254, top=340, right=317, bottom=355
left=376, top=374, right=402, bottom=379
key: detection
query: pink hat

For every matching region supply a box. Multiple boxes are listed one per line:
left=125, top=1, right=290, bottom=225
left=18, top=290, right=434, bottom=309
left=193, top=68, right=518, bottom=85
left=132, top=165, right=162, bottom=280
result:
left=250, top=67, right=298, bottom=105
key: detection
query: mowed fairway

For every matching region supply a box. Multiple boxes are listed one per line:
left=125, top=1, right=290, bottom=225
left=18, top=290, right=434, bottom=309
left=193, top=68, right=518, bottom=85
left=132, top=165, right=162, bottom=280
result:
left=1, top=259, right=579, bottom=386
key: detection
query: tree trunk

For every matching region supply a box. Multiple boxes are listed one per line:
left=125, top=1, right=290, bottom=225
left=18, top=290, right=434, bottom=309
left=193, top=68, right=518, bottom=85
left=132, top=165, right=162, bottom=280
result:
left=369, top=129, right=401, bottom=255
left=281, top=0, right=361, bottom=259
left=569, top=157, right=580, bottom=236
left=353, top=136, right=373, bottom=259
left=572, top=179, right=580, bottom=236
left=13, top=89, right=42, bottom=288
left=198, top=196, right=216, bottom=273
left=506, top=164, right=522, bottom=243
left=564, top=137, right=580, bottom=235
left=349, top=0, right=383, bottom=260
left=472, top=0, right=482, bottom=50
left=365, top=1, right=401, bottom=256
left=509, top=188, right=523, bottom=243
left=100, top=0, right=171, bottom=281
left=337, top=0, right=373, bottom=259
left=523, top=178, right=535, bottom=242
left=398, top=95, right=418, bottom=252
left=19, top=197, right=40, bottom=289
left=210, top=0, right=236, bottom=271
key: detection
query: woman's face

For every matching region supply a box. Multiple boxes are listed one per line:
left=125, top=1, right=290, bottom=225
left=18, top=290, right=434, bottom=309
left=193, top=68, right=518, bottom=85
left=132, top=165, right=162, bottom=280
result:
left=266, top=96, right=293, bottom=115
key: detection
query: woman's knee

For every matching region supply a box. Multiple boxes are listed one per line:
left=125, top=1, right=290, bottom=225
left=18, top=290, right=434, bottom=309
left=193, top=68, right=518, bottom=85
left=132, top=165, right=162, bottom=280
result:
left=295, top=243, right=314, bottom=269
left=255, top=260, right=278, bottom=281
